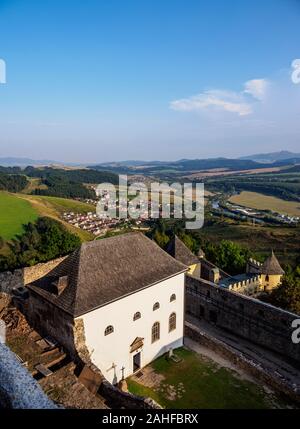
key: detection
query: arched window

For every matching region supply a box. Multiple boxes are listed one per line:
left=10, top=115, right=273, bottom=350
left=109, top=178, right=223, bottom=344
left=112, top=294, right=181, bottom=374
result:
left=133, top=311, right=141, bottom=321
left=266, top=275, right=269, bottom=282
left=170, top=294, right=176, bottom=302
left=169, top=313, right=176, bottom=332
left=153, top=302, right=160, bottom=311
left=104, top=325, right=114, bottom=336
left=152, top=322, right=160, bottom=343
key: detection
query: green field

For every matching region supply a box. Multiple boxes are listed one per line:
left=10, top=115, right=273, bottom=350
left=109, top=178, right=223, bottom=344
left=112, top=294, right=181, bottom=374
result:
left=127, top=348, right=288, bottom=409
left=16, top=194, right=95, bottom=241
left=0, top=192, right=94, bottom=250
left=229, top=191, right=300, bottom=217
left=0, top=192, right=39, bottom=240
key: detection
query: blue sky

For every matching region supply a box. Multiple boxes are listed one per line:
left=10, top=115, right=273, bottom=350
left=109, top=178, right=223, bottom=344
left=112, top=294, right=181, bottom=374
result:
left=0, top=0, right=299, bottom=162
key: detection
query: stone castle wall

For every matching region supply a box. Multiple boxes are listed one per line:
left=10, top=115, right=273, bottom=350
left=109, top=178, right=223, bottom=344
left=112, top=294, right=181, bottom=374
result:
left=0, top=257, right=67, bottom=294
left=185, top=322, right=300, bottom=404
left=0, top=343, right=56, bottom=409
left=186, top=275, right=300, bottom=363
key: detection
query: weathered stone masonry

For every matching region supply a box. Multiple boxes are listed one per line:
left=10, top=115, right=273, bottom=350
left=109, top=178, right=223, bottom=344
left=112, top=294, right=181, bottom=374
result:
left=0, top=257, right=66, bottom=294
left=186, top=275, right=300, bottom=364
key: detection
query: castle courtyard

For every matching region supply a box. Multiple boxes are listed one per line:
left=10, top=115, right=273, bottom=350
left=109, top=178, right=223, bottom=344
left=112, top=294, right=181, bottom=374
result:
left=127, top=344, right=296, bottom=409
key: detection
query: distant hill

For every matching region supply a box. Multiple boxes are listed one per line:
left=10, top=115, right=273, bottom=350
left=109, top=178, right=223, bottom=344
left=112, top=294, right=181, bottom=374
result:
left=91, top=157, right=286, bottom=174
left=0, top=157, right=84, bottom=167
left=0, top=157, right=60, bottom=166
left=239, top=151, right=300, bottom=163
left=2, top=152, right=300, bottom=172
left=99, top=160, right=164, bottom=167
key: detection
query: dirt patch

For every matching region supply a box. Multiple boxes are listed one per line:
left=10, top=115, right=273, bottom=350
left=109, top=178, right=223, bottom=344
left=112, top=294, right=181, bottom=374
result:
left=130, top=364, right=186, bottom=403
left=184, top=338, right=258, bottom=384
left=158, top=382, right=186, bottom=401
left=131, top=366, right=165, bottom=389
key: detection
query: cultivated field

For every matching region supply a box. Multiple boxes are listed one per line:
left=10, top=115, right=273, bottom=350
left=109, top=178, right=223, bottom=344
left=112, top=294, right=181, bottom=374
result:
left=0, top=192, right=38, bottom=240
left=185, top=166, right=282, bottom=180
left=229, top=191, right=300, bottom=217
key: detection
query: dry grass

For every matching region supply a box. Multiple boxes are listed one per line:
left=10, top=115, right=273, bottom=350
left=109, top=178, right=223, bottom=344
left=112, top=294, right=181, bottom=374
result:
left=229, top=191, right=300, bottom=217
left=185, top=167, right=282, bottom=180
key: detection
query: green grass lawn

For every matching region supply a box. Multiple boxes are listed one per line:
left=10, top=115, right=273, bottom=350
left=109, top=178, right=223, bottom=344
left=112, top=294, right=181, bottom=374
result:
left=0, top=192, right=38, bottom=240
left=127, top=348, right=288, bottom=409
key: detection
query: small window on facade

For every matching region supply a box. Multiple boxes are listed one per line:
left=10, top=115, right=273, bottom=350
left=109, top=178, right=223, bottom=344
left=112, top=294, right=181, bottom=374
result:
left=169, top=312, right=176, bottom=332
left=266, top=275, right=269, bottom=282
left=133, top=311, right=141, bottom=321
left=170, top=294, right=176, bottom=302
left=152, top=322, right=160, bottom=343
left=153, top=302, right=160, bottom=311
left=104, top=325, right=114, bottom=336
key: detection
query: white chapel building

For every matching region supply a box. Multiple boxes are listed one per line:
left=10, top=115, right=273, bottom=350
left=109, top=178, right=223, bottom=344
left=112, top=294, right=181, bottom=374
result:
left=26, top=233, right=188, bottom=384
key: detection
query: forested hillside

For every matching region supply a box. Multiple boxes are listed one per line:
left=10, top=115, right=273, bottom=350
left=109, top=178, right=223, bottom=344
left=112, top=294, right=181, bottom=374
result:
left=0, top=173, right=28, bottom=192
left=0, top=166, right=119, bottom=199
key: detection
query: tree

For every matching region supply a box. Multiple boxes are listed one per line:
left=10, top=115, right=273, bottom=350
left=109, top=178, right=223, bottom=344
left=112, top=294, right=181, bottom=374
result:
left=178, top=232, right=198, bottom=253
left=153, top=230, right=169, bottom=249
left=269, top=271, right=300, bottom=315
left=0, top=217, right=81, bottom=271
left=204, top=240, right=251, bottom=275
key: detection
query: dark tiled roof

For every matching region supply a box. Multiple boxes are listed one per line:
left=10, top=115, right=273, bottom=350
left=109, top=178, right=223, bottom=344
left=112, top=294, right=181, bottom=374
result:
left=261, top=251, right=285, bottom=275
left=165, top=236, right=199, bottom=266
left=200, top=258, right=231, bottom=279
left=27, top=233, right=187, bottom=317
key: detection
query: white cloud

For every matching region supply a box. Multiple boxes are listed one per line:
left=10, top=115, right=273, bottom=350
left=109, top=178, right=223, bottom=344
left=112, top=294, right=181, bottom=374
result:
left=170, top=78, right=270, bottom=116
left=244, top=79, right=268, bottom=100
left=170, top=89, right=252, bottom=116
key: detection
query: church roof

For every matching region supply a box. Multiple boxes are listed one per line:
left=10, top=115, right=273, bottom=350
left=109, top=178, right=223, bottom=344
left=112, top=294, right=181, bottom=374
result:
left=261, top=251, right=284, bottom=275
left=165, top=235, right=199, bottom=266
left=27, top=232, right=188, bottom=317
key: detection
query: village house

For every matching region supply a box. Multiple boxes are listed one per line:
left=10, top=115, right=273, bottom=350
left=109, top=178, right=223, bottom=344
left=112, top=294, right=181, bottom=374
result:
left=24, top=233, right=188, bottom=384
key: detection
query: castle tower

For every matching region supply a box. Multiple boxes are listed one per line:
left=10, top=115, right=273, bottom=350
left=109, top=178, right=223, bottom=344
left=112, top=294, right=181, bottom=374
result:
left=260, top=250, right=284, bottom=291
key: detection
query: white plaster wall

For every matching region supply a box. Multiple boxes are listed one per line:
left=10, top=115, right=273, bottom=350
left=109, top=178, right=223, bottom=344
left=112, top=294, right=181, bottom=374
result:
left=78, top=273, right=185, bottom=384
